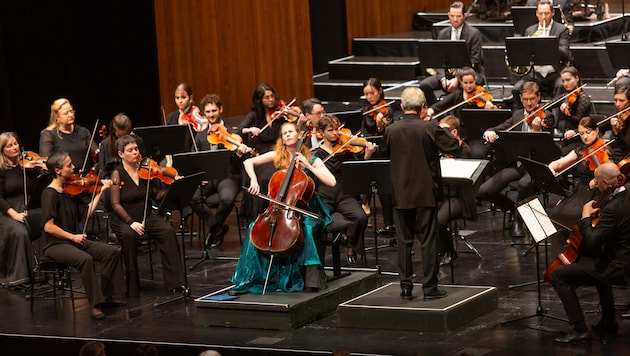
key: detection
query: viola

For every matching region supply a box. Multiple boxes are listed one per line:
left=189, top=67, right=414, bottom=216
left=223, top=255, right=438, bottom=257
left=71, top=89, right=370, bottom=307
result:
left=207, top=123, right=258, bottom=156
left=468, top=86, right=494, bottom=108
left=19, top=151, right=47, bottom=170
left=138, top=157, right=178, bottom=185
left=249, top=133, right=312, bottom=257
left=63, top=171, right=123, bottom=196
left=178, top=105, right=209, bottom=132
left=582, top=137, right=610, bottom=171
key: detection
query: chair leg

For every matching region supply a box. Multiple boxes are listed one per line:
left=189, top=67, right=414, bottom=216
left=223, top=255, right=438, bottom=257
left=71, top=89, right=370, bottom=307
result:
left=65, top=269, right=75, bottom=312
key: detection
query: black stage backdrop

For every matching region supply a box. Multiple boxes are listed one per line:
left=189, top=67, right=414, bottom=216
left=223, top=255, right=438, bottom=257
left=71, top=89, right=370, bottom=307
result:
left=0, top=0, right=160, bottom=152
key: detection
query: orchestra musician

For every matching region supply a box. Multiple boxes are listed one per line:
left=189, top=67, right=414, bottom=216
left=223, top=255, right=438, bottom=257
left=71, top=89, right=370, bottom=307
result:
left=108, top=135, right=186, bottom=298
left=313, top=114, right=371, bottom=265
left=550, top=162, right=629, bottom=343
left=364, top=87, right=460, bottom=300
left=191, top=94, right=251, bottom=248
left=477, top=81, right=555, bottom=237
left=298, top=97, right=326, bottom=150
left=526, top=0, right=574, bottom=36
left=512, top=0, right=571, bottom=110
left=231, top=121, right=336, bottom=295
left=0, top=132, right=38, bottom=287
left=609, top=85, right=630, bottom=163
left=557, top=66, right=591, bottom=155
left=41, top=151, right=126, bottom=320
left=95, top=113, right=145, bottom=179
left=39, top=98, right=97, bottom=173
left=419, top=1, right=485, bottom=107
left=164, top=83, right=208, bottom=132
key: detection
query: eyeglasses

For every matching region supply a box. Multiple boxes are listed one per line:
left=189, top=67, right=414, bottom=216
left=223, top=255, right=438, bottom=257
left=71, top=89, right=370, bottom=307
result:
left=60, top=110, right=75, bottom=116
left=309, top=111, right=325, bottom=116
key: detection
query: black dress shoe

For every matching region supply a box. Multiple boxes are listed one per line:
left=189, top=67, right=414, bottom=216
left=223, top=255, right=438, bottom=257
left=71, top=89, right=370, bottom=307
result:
left=228, top=289, right=249, bottom=296
left=210, top=225, right=229, bottom=248
left=400, top=281, right=414, bottom=300
left=377, top=224, right=395, bottom=236
left=553, top=330, right=590, bottom=343
left=423, top=289, right=448, bottom=300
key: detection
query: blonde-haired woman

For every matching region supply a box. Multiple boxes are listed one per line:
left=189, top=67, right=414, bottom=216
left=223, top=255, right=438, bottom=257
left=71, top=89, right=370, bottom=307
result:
left=39, top=98, right=97, bottom=173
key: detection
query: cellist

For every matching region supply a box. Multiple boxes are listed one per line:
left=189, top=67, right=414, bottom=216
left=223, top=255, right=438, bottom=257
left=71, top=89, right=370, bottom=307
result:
left=550, top=162, right=630, bottom=344
left=231, top=122, right=336, bottom=295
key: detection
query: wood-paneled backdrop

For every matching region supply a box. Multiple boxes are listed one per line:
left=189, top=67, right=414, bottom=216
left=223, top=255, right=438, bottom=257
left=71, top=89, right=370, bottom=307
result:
left=153, top=0, right=451, bottom=117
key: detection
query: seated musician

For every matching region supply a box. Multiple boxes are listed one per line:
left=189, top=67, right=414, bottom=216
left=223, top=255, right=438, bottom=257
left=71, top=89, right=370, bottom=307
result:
left=557, top=66, right=591, bottom=155
left=165, top=83, right=207, bottom=132
left=298, top=97, right=326, bottom=150
left=96, top=113, right=145, bottom=179
left=312, top=114, right=371, bottom=265
left=477, top=81, right=555, bottom=237
left=191, top=94, right=252, bottom=248
left=436, top=115, right=473, bottom=264
left=109, top=135, right=185, bottom=298
left=41, top=151, right=126, bottom=320
left=231, top=122, right=336, bottom=294
left=550, top=162, right=629, bottom=343
left=609, top=85, right=630, bottom=163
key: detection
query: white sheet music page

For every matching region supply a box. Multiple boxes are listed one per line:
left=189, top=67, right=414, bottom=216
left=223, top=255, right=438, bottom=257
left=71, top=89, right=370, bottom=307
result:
left=440, top=158, right=481, bottom=179
left=516, top=197, right=557, bottom=243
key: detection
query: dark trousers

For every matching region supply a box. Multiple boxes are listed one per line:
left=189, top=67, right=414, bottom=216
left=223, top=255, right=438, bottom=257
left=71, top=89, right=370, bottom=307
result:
left=110, top=214, right=184, bottom=297
left=44, top=240, right=126, bottom=306
left=321, top=193, right=368, bottom=252
left=477, top=166, right=530, bottom=212
left=191, top=177, right=239, bottom=230
left=394, top=206, right=439, bottom=294
left=551, top=257, right=624, bottom=325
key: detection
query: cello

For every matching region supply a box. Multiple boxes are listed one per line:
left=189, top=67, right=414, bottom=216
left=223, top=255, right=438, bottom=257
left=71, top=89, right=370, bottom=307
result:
left=249, top=131, right=314, bottom=258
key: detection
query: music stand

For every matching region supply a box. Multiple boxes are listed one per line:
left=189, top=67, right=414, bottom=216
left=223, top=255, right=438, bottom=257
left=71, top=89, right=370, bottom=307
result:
left=417, top=40, right=471, bottom=77
left=153, top=171, right=205, bottom=308
left=172, top=150, right=231, bottom=269
left=505, top=36, right=560, bottom=83
left=460, top=109, right=512, bottom=141
left=519, top=156, right=568, bottom=198
left=605, top=41, right=630, bottom=70
left=510, top=6, right=563, bottom=36
left=341, top=160, right=392, bottom=268
left=494, top=131, right=560, bottom=170
left=329, top=110, right=363, bottom=133
left=133, top=124, right=192, bottom=158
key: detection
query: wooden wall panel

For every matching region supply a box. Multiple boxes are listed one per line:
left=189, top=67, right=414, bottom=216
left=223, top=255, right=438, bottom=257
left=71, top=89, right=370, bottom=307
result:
left=154, top=0, right=313, bottom=118
left=345, top=0, right=452, bottom=53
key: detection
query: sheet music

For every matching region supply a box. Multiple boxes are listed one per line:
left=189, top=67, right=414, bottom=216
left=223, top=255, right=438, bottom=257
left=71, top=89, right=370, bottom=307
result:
left=440, top=158, right=482, bottom=179
left=516, top=197, right=557, bottom=243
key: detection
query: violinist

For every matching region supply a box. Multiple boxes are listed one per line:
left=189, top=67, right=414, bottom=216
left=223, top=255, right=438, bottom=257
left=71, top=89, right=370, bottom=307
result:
left=95, top=113, right=145, bottom=179
left=39, top=98, right=97, bottom=173
left=313, top=115, right=370, bottom=265
left=364, top=87, right=460, bottom=300
left=298, top=98, right=326, bottom=149
left=108, top=135, right=185, bottom=298
left=427, top=67, right=495, bottom=119
left=165, top=83, right=208, bottom=132
left=191, top=94, right=250, bottom=248
left=232, top=122, right=336, bottom=294
left=478, top=81, right=556, bottom=237
left=609, top=85, right=630, bottom=163
left=361, top=78, right=393, bottom=136
left=41, top=151, right=126, bottom=320
left=0, top=132, right=40, bottom=287
left=558, top=66, right=591, bottom=154
left=550, top=162, right=630, bottom=343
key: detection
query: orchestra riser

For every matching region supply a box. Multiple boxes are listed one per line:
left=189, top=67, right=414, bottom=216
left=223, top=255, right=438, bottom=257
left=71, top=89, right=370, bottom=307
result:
left=337, top=283, right=499, bottom=333
left=194, top=271, right=378, bottom=330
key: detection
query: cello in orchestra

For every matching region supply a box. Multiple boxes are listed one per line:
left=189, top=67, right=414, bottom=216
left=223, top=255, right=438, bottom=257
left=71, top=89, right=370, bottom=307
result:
left=232, top=122, right=336, bottom=295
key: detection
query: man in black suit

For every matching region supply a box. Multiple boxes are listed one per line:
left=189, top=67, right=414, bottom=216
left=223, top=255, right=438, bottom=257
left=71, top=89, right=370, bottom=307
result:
left=365, top=87, right=460, bottom=300
left=526, top=0, right=574, bottom=35
left=512, top=0, right=571, bottom=110
left=419, top=1, right=485, bottom=107
left=551, top=162, right=630, bottom=343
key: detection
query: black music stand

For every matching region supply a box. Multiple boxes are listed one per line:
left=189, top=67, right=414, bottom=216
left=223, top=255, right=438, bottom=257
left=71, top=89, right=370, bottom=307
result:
left=341, top=160, right=392, bottom=268
left=519, top=156, right=568, bottom=198
left=330, top=110, right=363, bottom=133
left=133, top=124, right=192, bottom=159
left=494, top=131, right=560, bottom=170
left=153, top=171, right=205, bottom=308
left=505, top=36, right=560, bottom=83
left=605, top=41, right=630, bottom=71
left=418, top=39, right=471, bottom=78
left=172, top=150, right=231, bottom=270
left=460, top=109, right=512, bottom=141
left=510, top=6, right=563, bottom=36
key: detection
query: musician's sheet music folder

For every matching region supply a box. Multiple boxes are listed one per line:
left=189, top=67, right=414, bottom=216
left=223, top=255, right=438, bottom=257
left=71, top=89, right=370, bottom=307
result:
left=516, top=196, right=558, bottom=243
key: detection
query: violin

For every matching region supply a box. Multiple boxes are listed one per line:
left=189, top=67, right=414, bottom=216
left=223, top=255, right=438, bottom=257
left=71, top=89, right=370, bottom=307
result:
left=468, top=86, right=494, bottom=108
left=582, top=137, right=610, bottom=171
left=363, top=99, right=393, bottom=131
left=178, top=105, right=209, bottom=132
left=269, top=99, right=302, bottom=122
left=138, top=157, right=178, bottom=185
left=526, top=105, right=547, bottom=127
left=19, top=151, right=47, bottom=170
left=207, top=123, right=258, bottom=155
left=330, top=128, right=369, bottom=155
left=63, top=170, right=123, bottom=196
left=562, top=90, right=579, bottom=117
left=305, top=121, right=323, bottom=140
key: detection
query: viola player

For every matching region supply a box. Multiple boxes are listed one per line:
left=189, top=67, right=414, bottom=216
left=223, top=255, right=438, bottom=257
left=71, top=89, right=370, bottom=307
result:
left=609, top=85, right=630, bottom=163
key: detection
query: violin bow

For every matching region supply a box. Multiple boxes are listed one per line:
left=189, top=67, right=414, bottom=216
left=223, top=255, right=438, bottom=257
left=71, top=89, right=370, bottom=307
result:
left=243, top=187, right=320, bottom=220
left=555, top=138, right=615, bottom=177
left=322, top=130, right=362, bottom=163
left=80, top=119, right=99, bottom=175
left=258, top=98, right=297, bottom=134
left=431, top=92, right=485, bottom=120
left=562, top=105, right=630, bottom=142
left=362, top=100, right=396, bottom=116
left=505, top=84, right=587, bottom=132
left=140, top=157, right=152, bottom=226
left=20, top=149, right=28, bottom=213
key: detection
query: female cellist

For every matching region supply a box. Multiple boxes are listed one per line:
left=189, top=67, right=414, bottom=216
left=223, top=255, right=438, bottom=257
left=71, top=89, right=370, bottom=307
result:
left=108, top=135, right=185, bottom=297
left=231, top=122, right=336, bottom=294
left=558, top=66, right=591, bottom=155
left=0, top=132, right=40, bottom=287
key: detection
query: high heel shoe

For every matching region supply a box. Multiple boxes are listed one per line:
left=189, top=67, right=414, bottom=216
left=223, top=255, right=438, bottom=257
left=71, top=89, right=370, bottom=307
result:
left=347, top=251, right=357, bottom=265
